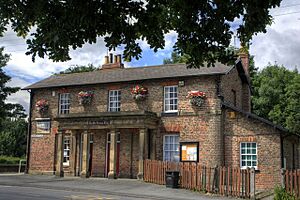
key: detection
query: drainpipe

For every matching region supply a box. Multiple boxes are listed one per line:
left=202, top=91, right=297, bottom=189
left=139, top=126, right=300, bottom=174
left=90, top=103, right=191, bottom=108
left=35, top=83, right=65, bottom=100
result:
left=25, top=90, right=33, bottom=174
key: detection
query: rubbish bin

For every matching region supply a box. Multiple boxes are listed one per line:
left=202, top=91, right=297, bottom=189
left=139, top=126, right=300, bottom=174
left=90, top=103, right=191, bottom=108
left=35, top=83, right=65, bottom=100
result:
left=165, top=171, right=180, bottom=188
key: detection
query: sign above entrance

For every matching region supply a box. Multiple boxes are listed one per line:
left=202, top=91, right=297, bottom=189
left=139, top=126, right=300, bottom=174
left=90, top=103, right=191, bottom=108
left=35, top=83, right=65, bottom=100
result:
left=61, top=119, right=110, bottom=126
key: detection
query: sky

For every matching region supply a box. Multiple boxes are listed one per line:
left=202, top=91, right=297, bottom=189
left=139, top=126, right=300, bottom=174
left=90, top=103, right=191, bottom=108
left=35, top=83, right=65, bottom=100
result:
left=2, top=0, right=300, bottom=113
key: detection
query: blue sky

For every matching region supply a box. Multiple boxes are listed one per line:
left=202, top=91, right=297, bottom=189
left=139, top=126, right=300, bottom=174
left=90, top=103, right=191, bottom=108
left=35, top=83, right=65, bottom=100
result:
left=2, top=0, right=300, bottom=113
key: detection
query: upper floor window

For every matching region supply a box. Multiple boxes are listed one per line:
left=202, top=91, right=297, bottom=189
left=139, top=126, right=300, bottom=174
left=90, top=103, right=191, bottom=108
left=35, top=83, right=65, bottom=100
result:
left=59, top=93, right=70, bottom=114
left=164, top=85, right=178, bottom=113
left=240, top=142, right=257, bottom=169
left=108, top=90, right=121, bottom=112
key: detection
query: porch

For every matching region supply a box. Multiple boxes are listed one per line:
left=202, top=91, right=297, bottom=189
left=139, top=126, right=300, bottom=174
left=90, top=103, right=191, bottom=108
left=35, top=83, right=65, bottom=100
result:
left=54, top=111, right=159, bottom=179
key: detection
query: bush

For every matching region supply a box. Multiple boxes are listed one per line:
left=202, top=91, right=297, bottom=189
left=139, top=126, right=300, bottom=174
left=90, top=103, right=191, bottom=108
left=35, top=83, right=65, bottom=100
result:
left=274, top=186, right=296, bottom=200
left=0, top=156, right=24, bottom=164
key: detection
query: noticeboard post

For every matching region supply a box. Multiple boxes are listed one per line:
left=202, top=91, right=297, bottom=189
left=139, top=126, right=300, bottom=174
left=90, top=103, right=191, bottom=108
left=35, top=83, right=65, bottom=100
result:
left=180, top=142, right=199, bottom=162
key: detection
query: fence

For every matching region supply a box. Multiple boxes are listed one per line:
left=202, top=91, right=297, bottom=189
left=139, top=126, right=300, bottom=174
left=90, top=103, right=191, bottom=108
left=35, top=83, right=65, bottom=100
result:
left=282, top=169, right=300, bottom=199
left=144, top=159, right=255, bottom=199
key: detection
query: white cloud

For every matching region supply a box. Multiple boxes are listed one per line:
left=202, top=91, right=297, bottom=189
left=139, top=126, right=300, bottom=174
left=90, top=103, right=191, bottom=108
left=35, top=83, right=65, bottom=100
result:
left=5, top=77, right=31, bottom=113
left=250, top=0, right=300, bottom=70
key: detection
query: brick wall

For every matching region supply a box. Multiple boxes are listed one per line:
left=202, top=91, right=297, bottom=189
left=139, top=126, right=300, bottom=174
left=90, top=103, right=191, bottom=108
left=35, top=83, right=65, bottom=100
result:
left=283, top=136, right=300, bottom=170
left=28, top=68, right=290, bottom=191
left=221, top=67, right=243, bottom=109
left=91, top=130, right=106, bottom=177
left=224, top=108, right=282, bottom=190
left=221, top=66, right=251, bottom=112
left=29, top=74, right=225, bottom=174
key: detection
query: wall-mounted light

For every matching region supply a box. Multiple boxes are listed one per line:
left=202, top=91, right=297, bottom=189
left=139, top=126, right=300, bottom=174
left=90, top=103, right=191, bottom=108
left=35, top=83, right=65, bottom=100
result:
left=52, top=91, right=56, bottom=97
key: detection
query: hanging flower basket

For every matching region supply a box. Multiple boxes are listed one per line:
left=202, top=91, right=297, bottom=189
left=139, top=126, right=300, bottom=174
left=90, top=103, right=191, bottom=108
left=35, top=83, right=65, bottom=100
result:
left=36, top=99, right=49, bottom=112
left=78, top=91, right=94, bottom=105
left=131, top=85, right=148, bottom=101
left=186, top=91, right=206, bottom=107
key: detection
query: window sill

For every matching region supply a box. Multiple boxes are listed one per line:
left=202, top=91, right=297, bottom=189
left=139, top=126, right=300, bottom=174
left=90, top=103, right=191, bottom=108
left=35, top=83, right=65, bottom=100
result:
left=161, top=112, right=178, bottom=117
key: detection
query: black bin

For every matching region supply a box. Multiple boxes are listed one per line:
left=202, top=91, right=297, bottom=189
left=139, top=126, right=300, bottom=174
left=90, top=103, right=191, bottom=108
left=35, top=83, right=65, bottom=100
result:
left=165, top=171, right=180, bottom=188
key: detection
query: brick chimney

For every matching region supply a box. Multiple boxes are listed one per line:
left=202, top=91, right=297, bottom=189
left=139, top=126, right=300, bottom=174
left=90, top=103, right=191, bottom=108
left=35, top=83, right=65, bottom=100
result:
left=238, top=47, right=251, bottom=112
left=238, top=47, right=249, bottom=76
left=101, top=53, right=124, bottom=70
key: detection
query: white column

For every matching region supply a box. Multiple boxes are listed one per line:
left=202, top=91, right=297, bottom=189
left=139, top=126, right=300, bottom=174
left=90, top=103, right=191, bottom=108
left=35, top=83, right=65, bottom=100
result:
left=137, top=128, right=147, bottom=180
left=80, top=131, right=90, bottom=178
left=55, top=130, right=64, bottom=177
left=108, top=129, right=117, bottom=179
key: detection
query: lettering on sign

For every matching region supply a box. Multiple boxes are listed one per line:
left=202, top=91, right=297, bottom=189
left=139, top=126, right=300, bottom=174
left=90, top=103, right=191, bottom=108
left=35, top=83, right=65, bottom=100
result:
left=62, top=120, right=110, bottom=126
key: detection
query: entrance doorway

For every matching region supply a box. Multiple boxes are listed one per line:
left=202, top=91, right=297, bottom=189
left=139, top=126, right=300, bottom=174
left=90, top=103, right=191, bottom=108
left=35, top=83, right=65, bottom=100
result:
left=106, top=132, right=120, bottom=177
left=78, top=133, right=94, bottom=177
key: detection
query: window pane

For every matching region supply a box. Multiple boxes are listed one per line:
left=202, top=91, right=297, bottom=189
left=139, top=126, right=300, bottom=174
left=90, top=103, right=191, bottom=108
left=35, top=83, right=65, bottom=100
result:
left=164, top=135, right=179, bottom=162
left=164, top=86, right=178, bottom=112
left=240, top=142, right=257, bottom=169
left=109, top=90, right=121, bottom=112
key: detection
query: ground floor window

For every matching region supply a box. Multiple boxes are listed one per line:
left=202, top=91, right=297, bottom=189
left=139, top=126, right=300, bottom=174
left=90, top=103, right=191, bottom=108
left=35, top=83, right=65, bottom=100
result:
left=240, top=142, right=257, bottom=169
left=163, top=134, right=180, bottom=162
left=63, top=137, right=70, bottom=166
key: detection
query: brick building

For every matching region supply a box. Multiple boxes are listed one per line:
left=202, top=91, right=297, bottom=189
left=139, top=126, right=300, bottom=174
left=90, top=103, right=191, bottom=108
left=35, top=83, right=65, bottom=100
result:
left=24, top=53, right=300, bottom=190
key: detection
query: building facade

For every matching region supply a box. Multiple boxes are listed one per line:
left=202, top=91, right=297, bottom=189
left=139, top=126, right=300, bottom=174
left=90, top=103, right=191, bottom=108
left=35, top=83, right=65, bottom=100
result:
left=24, top=54, right=300, bottom=190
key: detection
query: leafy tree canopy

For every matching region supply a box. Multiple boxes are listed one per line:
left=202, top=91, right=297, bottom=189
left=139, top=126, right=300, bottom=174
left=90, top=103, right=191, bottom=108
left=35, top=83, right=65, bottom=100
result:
left=163, top=51, right=190, bottom=65
left=0, top=47, right=27, bottom=157
left=56, top=64, right=97, bottom=75
left=252, top=65, right=300, bottom=134
left=0, top=1, right=281, bottom=67
left=0, top=118, right=27, bottom=157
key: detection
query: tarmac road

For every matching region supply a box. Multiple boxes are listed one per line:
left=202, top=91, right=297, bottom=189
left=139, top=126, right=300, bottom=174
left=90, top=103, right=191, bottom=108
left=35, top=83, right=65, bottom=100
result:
left=0, top=174, right=231, bottom=200
left=0, top=185, right=145, bottom=200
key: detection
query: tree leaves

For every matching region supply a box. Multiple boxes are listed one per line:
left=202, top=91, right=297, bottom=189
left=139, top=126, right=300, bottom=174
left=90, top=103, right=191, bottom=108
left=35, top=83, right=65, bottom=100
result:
left=0, top=0, right=281, bottom=66
left=252, top=65, right=300, bottom=135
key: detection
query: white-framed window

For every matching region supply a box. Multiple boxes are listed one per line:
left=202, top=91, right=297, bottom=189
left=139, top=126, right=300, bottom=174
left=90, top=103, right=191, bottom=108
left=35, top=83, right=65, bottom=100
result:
left=163, top=134, right=180, bottom=162
left=240, top=142, right=257, bottom=169
left=108, top=90, right=121, bottom=112
left=59, top=93, right=70, bottom=114
left=63, top=137, right=70, bottom=166
left=164, top=85, right=178, bottom=113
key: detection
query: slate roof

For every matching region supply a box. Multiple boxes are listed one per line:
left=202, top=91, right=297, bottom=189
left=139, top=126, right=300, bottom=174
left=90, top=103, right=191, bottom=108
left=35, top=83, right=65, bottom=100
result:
left=23, top=63, right=233, bottom=90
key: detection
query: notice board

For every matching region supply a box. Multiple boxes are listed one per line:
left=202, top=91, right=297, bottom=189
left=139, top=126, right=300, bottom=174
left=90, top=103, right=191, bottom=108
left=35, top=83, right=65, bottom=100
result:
left=180, top=142, right=199, bottom=162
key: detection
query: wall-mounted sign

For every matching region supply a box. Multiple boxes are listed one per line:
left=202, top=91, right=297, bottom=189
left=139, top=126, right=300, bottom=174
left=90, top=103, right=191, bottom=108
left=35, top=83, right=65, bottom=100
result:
left=180, top=142, right=199, bottom=162
left=31, top=134, right=44, bottom=138
left=36, top=121, right=51, bottom=134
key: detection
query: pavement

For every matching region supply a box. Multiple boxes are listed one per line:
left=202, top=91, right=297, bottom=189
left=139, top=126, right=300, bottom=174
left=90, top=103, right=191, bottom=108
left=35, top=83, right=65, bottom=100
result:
left=0, top=173, right=233, bottom=200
